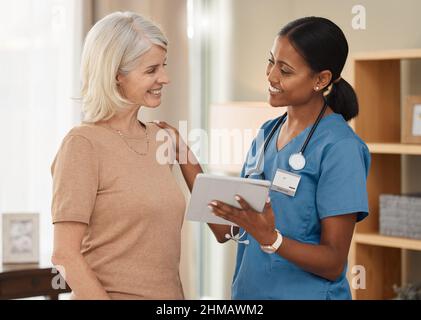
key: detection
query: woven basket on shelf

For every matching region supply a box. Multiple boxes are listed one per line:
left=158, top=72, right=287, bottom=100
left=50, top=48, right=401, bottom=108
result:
left=379, top=194, right=421, bottom=240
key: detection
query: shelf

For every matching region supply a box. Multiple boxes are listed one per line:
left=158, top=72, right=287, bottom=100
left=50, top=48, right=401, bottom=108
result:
left=367, top=143, right=421, bottom=155
left=353, top=49, right=421, bottom=61
left=351, top=48, right=421, bottom=300
left=354, top=232, right=421, bottom=251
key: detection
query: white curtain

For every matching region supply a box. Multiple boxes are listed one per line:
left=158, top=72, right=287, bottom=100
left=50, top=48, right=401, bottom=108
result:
left=0, top=0, right=89, bottom=263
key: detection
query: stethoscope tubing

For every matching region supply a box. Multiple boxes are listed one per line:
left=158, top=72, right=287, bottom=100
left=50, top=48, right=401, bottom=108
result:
left=235, top=101, right=329, bottom=245
left=245, top=100, right=328, bottom=178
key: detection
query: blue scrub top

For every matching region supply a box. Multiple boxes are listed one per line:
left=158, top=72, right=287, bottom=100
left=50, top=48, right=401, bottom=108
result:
left=232, top=113, right=371, bottom=300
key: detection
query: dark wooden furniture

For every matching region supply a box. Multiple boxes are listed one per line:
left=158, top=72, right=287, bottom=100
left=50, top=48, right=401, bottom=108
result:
left=0, top=263, right=70, bottom=300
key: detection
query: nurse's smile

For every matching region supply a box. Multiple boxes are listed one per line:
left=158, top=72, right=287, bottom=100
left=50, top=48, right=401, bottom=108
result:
left=269, top=84, right=282, bottom=95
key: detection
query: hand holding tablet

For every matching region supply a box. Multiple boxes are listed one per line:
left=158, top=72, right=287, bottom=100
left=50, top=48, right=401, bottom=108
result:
left=186, top=174, right=271, bottom=226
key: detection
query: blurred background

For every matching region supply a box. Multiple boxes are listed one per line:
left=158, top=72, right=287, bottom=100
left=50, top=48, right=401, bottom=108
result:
left=1, top=0, right=421, bottom=300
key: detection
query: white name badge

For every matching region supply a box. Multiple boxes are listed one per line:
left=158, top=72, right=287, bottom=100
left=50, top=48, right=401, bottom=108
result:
left=271, top=169, right=301, bottom=197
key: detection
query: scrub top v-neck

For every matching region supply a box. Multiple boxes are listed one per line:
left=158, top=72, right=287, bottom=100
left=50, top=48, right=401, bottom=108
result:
left=232, top=112, right=371, bottom=300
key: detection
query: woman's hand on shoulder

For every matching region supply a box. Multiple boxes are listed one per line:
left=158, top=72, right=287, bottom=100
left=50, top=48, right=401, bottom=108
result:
left=153, top=121, right=187, bottom=163
left=153, top=120, right=178, bottom=134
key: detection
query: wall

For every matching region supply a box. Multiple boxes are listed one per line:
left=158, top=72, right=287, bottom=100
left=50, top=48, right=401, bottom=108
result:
left=227, top=0, right=421, bottom=100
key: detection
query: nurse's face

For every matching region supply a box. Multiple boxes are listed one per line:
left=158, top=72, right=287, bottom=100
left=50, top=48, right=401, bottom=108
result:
left=266, top=36, right=320, bottom=108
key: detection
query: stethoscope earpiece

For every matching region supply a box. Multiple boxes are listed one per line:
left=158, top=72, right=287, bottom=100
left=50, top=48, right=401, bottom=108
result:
left=225, top=226, right=249, bottom=245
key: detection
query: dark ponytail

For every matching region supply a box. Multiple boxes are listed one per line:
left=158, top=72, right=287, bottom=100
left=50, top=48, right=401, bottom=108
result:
left=325, top=78, right=358, bottom=121
left=279, top=17, right=359, bottom=121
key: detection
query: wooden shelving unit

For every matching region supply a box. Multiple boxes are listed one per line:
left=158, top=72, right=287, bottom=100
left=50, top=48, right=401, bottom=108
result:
left=367, top=143, right=421, bottom=155
left=350, top=49, right=421, bottom=300
left=354, top=233, right=421, bottom=251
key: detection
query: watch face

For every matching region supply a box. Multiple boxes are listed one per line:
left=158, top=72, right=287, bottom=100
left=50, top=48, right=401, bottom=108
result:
left=260, top=230, right=282, bottom=254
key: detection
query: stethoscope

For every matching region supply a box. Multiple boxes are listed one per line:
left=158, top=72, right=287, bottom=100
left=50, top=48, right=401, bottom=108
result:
left=225, top=101, right=328, bottom=245
left=245, top=100, right=328, bottom=178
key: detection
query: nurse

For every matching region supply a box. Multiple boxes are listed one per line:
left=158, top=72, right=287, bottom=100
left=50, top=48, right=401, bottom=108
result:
left=207, top=17, right=371, bottom=299
left=157, top=16, right=371, bottom=299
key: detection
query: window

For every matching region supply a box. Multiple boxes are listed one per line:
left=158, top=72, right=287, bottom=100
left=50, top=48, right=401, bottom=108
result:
left=0, top=0, right=88, bottom=263
left=187, top=0, right=237, bottom=299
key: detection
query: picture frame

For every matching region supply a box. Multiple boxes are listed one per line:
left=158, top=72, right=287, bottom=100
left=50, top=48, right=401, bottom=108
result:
left=2, top=213, right=39, bottom=264
left=402, top=96, right=421, bottom=144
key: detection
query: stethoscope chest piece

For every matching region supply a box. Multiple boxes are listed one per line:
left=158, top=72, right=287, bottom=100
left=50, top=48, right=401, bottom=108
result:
left=289, top=152, right=306, bottom=171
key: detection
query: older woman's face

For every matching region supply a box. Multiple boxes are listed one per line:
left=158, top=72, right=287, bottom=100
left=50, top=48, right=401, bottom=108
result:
left=117, top=44, right=169, bottom=108
left=266, top=36, right=318, bottom=108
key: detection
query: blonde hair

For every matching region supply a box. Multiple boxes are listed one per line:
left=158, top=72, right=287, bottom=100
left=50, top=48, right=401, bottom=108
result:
left=80, top=11, right=168, bottom=123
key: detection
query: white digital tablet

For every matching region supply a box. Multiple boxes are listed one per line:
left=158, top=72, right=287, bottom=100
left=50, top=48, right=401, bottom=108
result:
left=186, top=173, right=271, bottom=226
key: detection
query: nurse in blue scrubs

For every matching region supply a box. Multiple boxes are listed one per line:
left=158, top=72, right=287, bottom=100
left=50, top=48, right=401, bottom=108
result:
left=207, top=17, right=371, bottom=300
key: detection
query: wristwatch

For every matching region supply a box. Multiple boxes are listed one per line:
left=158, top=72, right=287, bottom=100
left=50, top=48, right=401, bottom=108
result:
left=260, top=229, right=283, bottom=254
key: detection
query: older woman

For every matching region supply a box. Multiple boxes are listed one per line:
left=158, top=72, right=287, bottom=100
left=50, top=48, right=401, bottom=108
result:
left=51, top=12, right=186, bottom=299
